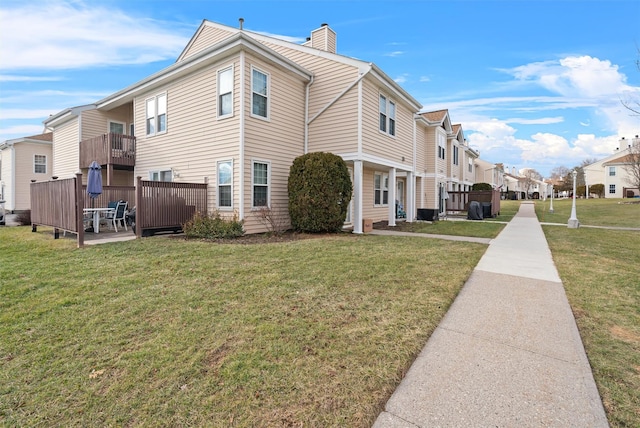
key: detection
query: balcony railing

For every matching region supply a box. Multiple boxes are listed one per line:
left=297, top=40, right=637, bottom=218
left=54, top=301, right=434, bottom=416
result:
left=80, top=133, right=136, bottom=169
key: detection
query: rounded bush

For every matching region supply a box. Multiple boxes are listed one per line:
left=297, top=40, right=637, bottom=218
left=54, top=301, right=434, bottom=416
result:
left=288, top=152, right=353, bottom=233
left=472, top=182, right=493, bottom=191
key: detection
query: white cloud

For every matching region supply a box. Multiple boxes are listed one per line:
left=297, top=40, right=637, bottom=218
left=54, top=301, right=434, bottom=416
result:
left=0, top=1, right=192, bottom=70
left=0, top=109, right=59, bottom=120
left=0, top=75, right=64, bottom=82
left=419, top=76, right=430, bottom=82
left=505, top=117, right=564, bottom=125
left=0, top=124, right=48, bottom=142
left=394, top=73, right=409, bottom=84
left=385, top=51, right=405, bottom=57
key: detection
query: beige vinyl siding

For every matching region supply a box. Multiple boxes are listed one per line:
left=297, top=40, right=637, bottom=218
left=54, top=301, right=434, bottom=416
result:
left=81, top=104, right=134, bottom=140
left=423, top=176, right=438, bottom=210
left=53, top=118, right=80, bottom=178
left=415, top=123, right=427, bottom=175
left=181, top=25, right=237, bottom=61
left=134, top=56, right=241, bottom=212
left=14, top=143, right=53, bottom=210
left=360, top=79, right=413, bottom=164
left=425, top=129, right=436, bottom=174
left=260, top=41, right=358, bottom=110
left=242, top=54, right=307, bottom=233
left=308, top=85, right=358, bottom=153
left=361, top=167, right=391, bottom=222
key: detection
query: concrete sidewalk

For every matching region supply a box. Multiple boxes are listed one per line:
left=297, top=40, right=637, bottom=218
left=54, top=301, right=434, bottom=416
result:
left=373, top=202, right=608, bottom=427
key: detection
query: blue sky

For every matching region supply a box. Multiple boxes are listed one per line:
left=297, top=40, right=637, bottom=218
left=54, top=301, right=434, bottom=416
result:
left=1, top=0, right=639, bottom=177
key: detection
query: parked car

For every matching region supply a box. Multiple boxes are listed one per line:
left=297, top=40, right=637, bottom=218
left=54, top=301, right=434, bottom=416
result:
left=0, top=200, right=5, bottom=226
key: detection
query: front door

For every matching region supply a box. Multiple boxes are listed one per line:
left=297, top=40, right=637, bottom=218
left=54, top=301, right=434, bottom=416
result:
left=396, top=180, right=405, bottom=218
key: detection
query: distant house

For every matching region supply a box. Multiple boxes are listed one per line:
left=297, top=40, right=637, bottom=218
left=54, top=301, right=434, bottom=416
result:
left=44, top=20, right=481, bottom=234
left=584, top=136, right=640, bottom=198
left=0, top=132, right=53, bottom=212
left=474, top=158, right=505, bottom=190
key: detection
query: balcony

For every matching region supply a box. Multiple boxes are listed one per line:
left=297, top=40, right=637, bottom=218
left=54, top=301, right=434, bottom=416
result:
left=80, top=133, right=136, bottom=169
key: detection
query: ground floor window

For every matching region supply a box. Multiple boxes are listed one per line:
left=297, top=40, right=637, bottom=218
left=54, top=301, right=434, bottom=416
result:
left=374, top=172, right=389, bottom=206
left=34, top=155, right=47, bottom=174
left=252, top=161, right=269, bottom=207
left=609, top=184, right=616, bottom=194
left=217, top=160, right=233, bottom=208
left=150, top=170, right=172, bottom=182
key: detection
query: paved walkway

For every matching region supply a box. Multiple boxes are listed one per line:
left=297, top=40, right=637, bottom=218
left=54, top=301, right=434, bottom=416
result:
left=373, top=202, right=609, bottom=427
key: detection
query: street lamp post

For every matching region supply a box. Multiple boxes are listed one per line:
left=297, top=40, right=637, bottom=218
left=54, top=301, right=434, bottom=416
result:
left=568, top=169, right=580, bottom=228
left=549, top=184, right=554, bottom=213
left=584, top=170, right=589, bottom=199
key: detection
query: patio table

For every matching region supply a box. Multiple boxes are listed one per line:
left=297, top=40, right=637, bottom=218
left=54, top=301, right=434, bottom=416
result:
left=83, top=207, right=114, bottom=233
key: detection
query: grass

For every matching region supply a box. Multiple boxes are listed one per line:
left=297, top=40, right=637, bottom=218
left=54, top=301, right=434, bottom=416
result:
left=535, top=197, right=640, bottom=228
left=542, top=225, right=640, bottom=427
left=0, top=226, right=485, bottom=427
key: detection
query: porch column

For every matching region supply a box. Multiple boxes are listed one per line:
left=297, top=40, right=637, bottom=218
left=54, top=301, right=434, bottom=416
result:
left=352, top=160, right=364, bottom=234
left=406, top=171, right=415, bottom=222
left=388, top=167, right=396, bottom=227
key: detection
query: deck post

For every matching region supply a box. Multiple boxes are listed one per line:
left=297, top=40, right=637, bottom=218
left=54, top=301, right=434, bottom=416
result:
left=76, top=172, right=85, bottom=248
left=135, top=176, right=142, bottom=238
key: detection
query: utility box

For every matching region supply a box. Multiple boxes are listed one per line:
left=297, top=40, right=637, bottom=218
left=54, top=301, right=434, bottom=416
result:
left=363, top=218, right=373, bottom=232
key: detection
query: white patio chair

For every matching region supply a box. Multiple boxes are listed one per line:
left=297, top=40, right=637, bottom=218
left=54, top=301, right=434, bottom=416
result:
left=111, top=201, right=128, bottom=232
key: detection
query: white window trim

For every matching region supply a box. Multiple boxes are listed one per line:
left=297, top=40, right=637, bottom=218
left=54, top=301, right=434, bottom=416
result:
left=145, top=92, right=168, bottom=137
left=217, top=159, right=234, bottom=210
left=378, top=93, right=396, bottom=137
left=149, top=169, right=172, bottom=182
left=34, top=154, right=47, bottom=174
left=250, top=66, right=270, bottom=121
left=438, top=132, right=446, bottom=160
left=108, top=120, right=127, bottom=135
left=374, top=171, right=389, bottom=207
left=251, top=159, right=271, bottom=208
left=217, top=65, right=234, bottom=119
left=609, top=166, right=616, bottom=176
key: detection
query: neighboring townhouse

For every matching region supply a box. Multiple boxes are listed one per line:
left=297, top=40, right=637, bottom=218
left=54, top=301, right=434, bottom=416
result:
left=44, top=20, right=488, bottom=234
left=415, top=110, right=478, bottom=217
left=503, top=172, right=525, bottom=199
left=474, top=158, right=505, bottom=190
left=0, top=132, right=53, bottom=212
left=584, top=135, right=640, bottom=198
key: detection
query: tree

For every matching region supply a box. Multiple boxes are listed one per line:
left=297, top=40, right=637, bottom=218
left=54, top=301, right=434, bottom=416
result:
left=288, top=152, right=353, bottom=233
left=622, top=142, right=640, bottom=191
left=621, top=47, right=640, bottom=115
left=521, top=168, right=542, bottom=198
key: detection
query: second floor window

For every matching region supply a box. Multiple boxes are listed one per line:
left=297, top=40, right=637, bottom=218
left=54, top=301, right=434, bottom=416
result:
left=252, top=68, right=269, bottom=118
left=34, top=155, right=46, bottom=174
left=438, top=133, right=446, bottom=160
left=146, top=93, right=167, bottom=136
left=468, top=158, right=473, bottom=173
left=379, top=94, right=396, bottom=136
left=609, top=166, right=616, bottom=176
left=218, top=66, right=233, bottom=117
left=453, top=146, right=459, bottom=165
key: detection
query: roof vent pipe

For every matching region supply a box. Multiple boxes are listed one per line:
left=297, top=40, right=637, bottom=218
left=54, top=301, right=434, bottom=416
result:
left=239, top=18, right=244, bottom=30
left=321, top=23, right=328, bottom=27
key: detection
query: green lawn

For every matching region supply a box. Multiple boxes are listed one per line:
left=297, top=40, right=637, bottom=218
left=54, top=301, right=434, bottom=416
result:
left=536, top=197, right=640, bottom=228
left=543, top=226, right=640, bottom=427
left=0, top=227, right=485, bottom=427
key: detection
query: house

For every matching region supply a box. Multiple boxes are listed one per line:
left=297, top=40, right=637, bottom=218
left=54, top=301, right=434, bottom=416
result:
left=44, top=20, right=480, bottom=234
left=474, top=158, right=505, bottom=190
left=0, top=132, right=53, bottom=212
left=584, top=136, right=640, bottom=198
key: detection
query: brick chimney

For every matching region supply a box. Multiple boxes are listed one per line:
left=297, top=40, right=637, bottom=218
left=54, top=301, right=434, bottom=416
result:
left=302, top=23, right=336, bottom=53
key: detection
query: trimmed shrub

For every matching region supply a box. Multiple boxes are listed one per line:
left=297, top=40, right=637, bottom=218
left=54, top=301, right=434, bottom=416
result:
left=16, top=210, right=31, bottom=225
left=472, top=182, right=493, bottom=191
left=288, top=152, right=352, bottom=233
left=183, top=211, right=244, bottom=239
left=590, top=183, right=605, bottom=198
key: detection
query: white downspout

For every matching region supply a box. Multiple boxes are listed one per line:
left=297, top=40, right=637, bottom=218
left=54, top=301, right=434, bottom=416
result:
left=304, top=75, right=315, bottom=154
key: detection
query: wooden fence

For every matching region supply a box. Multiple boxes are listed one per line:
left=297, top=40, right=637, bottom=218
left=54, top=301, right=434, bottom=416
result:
left=134, top=177, right=208, bottom=237
left=30, top=174, right=207, bottom=247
